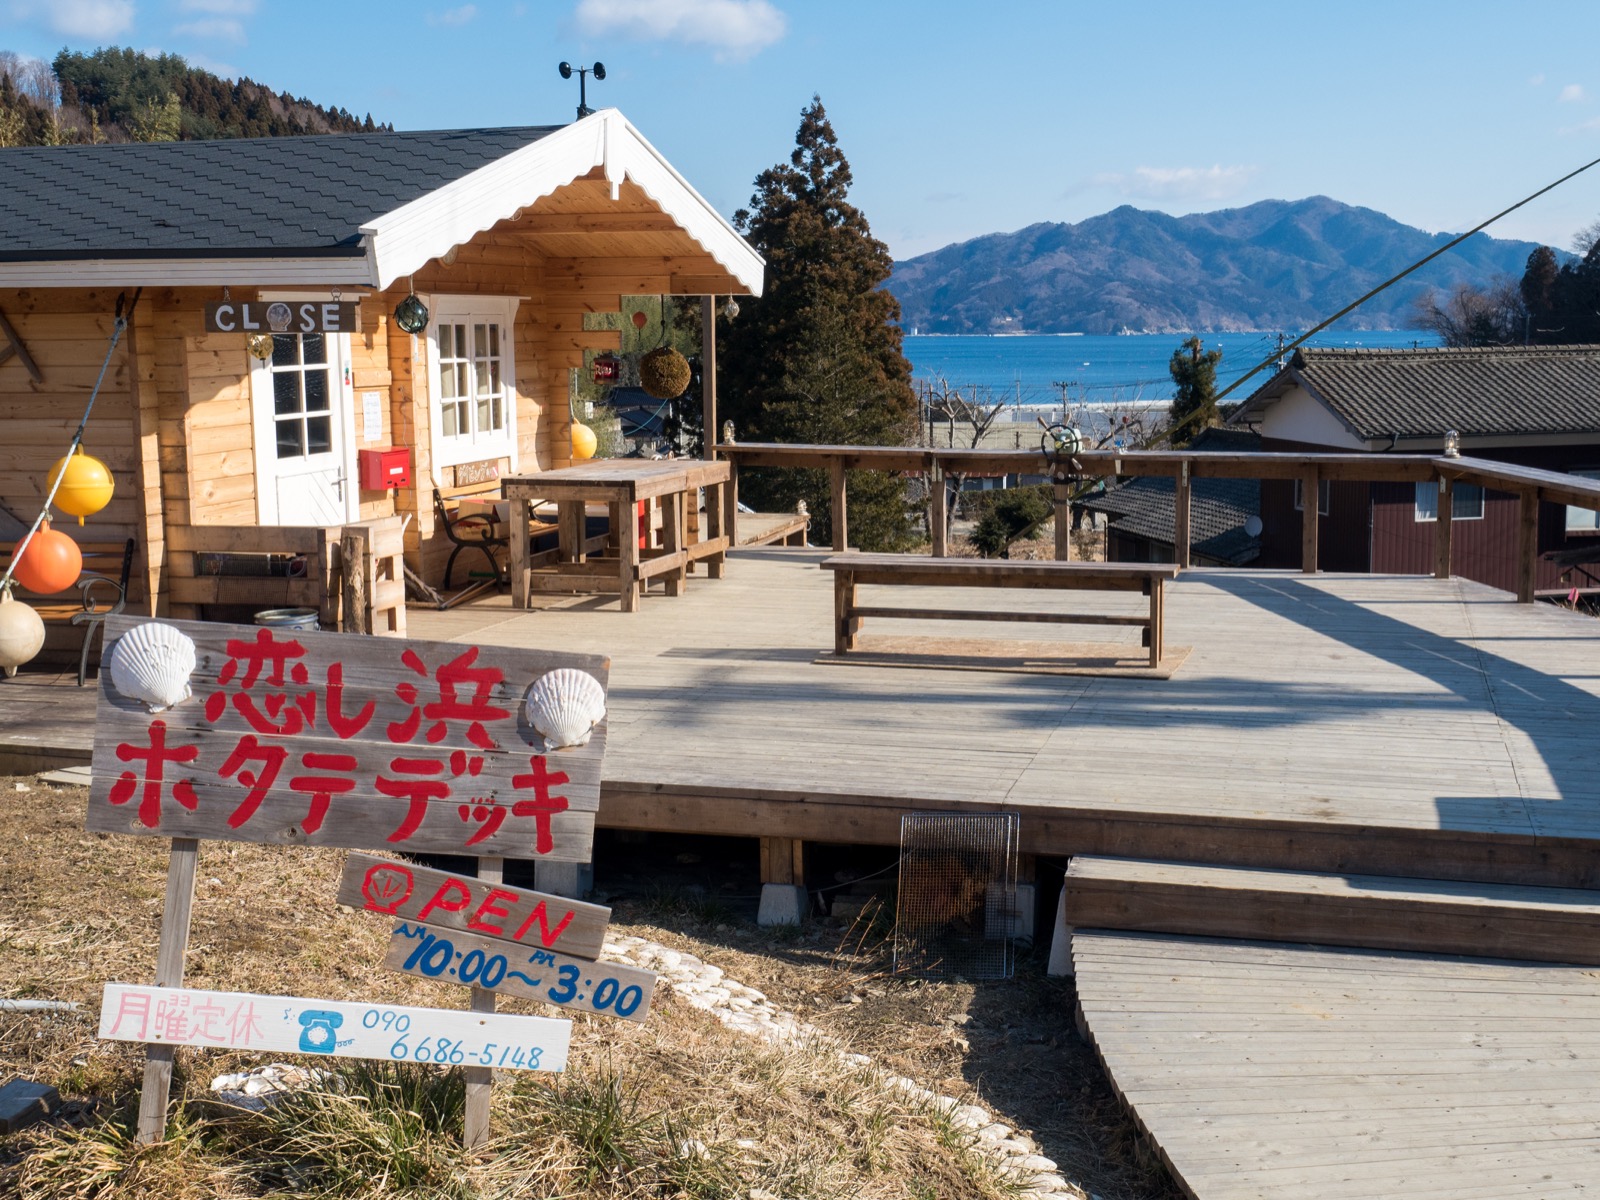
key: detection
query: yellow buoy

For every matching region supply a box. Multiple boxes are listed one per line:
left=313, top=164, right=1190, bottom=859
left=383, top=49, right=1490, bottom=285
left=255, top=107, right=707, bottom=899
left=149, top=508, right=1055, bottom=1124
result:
left=571, top=421, right=598, bottom=461
left=47, top=447, right=115, bottom=526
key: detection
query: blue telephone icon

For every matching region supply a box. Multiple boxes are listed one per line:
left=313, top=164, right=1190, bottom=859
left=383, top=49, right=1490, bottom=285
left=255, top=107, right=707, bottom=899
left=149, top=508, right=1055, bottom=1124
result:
left=297, top=1009, right=343, bottom=1054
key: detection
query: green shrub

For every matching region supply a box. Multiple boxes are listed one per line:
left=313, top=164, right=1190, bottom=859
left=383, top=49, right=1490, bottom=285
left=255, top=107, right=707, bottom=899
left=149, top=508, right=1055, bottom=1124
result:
left=970, top=486, right=1053, bottom=557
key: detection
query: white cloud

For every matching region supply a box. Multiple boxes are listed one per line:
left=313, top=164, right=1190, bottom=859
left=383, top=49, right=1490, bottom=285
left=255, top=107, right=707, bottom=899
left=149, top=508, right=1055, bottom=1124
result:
left=573, top=0, right=787, bottom=61
left=1561, top=84, right=1586, bottom=102
left=426, top=4, right=477, bottom=25
left=177, top=0, right=257, bottom=12
left=1093, top=164, right=1259, bottom=203
left=8, top=0, right=136, bottom=37
left=174, top=17, right=244, bottom=42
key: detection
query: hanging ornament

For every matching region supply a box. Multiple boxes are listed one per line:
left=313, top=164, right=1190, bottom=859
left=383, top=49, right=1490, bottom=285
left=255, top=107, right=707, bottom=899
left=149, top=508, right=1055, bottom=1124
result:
left=246, top=332, right=274, bottom=360
left=46, top=447, right=115, bottom=526
left=0, top=592, right=45, bottom=677
left=394, top=293, right=429, bottom=335
left=571, top=421, right=598, bottom=461
left=639, top=346, right=691, bottom=399
left=13, top=522, right=83, bottom=595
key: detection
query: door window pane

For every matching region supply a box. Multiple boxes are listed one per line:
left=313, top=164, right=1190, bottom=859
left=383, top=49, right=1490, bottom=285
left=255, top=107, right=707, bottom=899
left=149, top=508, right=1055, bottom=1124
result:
left=274, top=372, right=302, bottom=415
left=302, top=333, right=327, bottom=365
left=277, top=421, right=302, bottom=458
left=305, top=416, right=332, bottom=455
left=271, top=334, right=299, bottom=368
left=266, top=333, right=335, bottom=462
left=303, top=369, right=328, bottom=414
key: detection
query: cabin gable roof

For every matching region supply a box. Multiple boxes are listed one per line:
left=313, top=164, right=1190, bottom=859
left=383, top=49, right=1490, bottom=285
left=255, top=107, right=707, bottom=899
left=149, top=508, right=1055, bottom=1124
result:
left=0, top=109, right=763, bottom=294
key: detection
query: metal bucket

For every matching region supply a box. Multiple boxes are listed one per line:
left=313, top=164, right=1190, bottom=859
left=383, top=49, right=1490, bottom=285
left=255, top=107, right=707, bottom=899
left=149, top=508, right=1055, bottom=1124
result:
left=254, top=607, right=319, bottom=632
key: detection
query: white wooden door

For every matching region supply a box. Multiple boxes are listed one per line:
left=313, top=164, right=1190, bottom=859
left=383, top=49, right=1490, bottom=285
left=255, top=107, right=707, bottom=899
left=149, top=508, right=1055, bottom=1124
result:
left=251, top=332, right=358, bottom=525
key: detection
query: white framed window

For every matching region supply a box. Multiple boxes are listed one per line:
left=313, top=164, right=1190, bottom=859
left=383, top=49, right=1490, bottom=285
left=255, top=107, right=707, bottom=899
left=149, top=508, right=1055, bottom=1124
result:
left=267, top=333, right=334, bottom=460
left=1567, top=469, right=1600, bottom=532
left=1415, top=481, right=1485, bottom=522
left=1293, top=478, right=1330, bottom=515
left=426, top=296, right=519, bottom=469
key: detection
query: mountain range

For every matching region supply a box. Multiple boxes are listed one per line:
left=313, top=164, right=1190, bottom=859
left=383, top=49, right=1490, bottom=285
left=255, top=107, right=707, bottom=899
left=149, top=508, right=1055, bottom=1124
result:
left=887, top=197, right=1550, bottom=334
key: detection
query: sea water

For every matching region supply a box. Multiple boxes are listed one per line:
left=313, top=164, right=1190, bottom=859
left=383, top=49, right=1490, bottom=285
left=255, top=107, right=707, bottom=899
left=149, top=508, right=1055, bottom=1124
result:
left=902, top=330, right=1438, bottom=411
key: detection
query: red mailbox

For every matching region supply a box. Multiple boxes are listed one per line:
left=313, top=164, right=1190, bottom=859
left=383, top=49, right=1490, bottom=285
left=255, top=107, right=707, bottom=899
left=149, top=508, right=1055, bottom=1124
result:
left=358, top=447, right=411, bottom=491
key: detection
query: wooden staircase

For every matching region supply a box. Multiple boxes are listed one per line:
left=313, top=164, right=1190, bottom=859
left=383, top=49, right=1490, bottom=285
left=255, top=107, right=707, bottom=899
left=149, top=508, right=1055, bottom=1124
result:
left=1064, top=856, right=1600, bottom=965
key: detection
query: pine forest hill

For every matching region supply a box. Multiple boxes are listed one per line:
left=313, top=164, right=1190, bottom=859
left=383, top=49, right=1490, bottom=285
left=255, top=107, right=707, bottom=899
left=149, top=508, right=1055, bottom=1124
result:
left=0, top=46, right=386, bottom=146
left=888, top=196, right=1553, bottom=336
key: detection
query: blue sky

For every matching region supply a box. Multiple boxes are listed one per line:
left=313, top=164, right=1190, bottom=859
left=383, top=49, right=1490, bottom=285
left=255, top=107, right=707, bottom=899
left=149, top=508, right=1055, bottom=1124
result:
left=6, top=0, right=1600, bottom=261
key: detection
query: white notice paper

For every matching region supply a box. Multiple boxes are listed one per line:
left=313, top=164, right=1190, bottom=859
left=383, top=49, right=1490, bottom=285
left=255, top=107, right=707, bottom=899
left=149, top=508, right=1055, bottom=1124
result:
left=362, top=391, right=382, bottom=441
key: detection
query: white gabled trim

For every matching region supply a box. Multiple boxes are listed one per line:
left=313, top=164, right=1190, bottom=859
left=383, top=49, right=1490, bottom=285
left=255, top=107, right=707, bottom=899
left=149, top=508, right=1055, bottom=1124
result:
left=360, top=110, right=764, bottom=295
left=0, top=256, right=376, bottom=288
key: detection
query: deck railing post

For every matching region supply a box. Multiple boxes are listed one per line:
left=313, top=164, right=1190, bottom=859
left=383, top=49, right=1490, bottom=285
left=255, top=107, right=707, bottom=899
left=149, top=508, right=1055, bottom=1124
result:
left=701, top=296, right=717, bottom=461
left=1301, top=468, right=1320, bottom=574
left=1517, top=489, right=1539, bottom=603
left=1054, top=473, right=1072, bottom=562
left=1174, top=461, right=1192, bottom=569
left=930, top=462, right=947, bottom=556
left=1435, top=475, right=1454, bottom=580
left=830, top=457, right=848, bottom=552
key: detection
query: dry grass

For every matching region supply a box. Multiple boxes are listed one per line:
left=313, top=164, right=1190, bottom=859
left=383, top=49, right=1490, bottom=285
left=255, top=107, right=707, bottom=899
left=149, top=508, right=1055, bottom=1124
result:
left=0, top=780, right=1175, bottom=1200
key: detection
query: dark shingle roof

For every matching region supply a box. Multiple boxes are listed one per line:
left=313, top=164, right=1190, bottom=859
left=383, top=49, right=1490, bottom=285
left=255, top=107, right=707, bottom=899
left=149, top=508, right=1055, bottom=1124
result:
left=0, top=127, right=561, bottom=261
left=1249, top=345, right=1600, bottom=440
left=1083, top=428, right=1261, bottom=566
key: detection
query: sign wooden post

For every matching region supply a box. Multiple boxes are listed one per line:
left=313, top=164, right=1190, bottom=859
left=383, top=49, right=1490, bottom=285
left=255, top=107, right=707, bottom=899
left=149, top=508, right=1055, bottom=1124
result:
left=89, top=616, right=611, bottom=1143
left=463, top=854, right=501, bottom=1149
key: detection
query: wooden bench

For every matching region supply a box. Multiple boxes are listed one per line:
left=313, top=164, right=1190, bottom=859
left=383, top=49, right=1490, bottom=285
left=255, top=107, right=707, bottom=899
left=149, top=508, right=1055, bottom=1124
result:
left=1, top=536, right=136, bottom=683
left=820, top=554, right=1180, bottom=667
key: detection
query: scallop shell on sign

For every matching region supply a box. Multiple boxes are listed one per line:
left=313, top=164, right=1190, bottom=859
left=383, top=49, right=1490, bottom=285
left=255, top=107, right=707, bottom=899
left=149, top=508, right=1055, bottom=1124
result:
left=107, top=622, right=197, bottom=713
left=526, top=667, right=606, bottom=750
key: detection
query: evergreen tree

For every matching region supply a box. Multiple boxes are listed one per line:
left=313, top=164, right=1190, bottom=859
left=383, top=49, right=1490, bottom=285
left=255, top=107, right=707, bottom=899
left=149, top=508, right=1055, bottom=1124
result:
left=1167, top=337, right=1222, bottom=444
left=717, top=96, right=918, bottom=551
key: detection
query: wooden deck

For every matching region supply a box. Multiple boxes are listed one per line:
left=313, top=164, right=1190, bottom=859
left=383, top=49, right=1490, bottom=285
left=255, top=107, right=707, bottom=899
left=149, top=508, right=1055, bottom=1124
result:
left=1073, top=930, right=1600, bottom=1199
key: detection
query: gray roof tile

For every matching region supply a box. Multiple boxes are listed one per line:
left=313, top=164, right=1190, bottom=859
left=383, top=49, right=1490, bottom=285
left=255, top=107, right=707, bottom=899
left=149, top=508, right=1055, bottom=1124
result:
left=0, top=126, right=561, bottom=261
left=1252, top=345, right=1600, bottom=440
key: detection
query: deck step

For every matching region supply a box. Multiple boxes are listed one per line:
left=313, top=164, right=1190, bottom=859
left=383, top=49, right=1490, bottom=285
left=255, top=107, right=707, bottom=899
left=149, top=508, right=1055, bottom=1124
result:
left=1065, top=856, right=1600, bottom=965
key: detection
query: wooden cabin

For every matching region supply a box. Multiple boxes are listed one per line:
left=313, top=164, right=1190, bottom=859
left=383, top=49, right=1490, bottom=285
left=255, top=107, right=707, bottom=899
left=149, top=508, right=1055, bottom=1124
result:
left=0, top=109, right=763, bottom=624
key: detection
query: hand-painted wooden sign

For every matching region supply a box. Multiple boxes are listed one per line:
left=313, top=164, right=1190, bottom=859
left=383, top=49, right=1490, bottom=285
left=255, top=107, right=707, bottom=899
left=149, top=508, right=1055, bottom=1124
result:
left=205, top=301, right=359, bottom=336
left=88, top=616, right=609, bottom=860
left=385, top=923, right=656, bottom=1023
left=453, top=459, right=502, bottom=487
left=337, top=853, right=611, bottom=961
left=99, top=984, right=569, bottom=1072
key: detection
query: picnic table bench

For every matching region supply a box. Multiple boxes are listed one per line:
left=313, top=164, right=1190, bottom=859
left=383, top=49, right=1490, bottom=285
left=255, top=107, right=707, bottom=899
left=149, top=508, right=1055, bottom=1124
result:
left=820, top=554, right=1180, bottom=667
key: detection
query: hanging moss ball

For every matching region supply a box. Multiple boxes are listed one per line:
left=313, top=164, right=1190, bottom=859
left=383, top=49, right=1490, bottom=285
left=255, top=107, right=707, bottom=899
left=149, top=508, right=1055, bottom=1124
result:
left=639, top=346, right=691, bottom=400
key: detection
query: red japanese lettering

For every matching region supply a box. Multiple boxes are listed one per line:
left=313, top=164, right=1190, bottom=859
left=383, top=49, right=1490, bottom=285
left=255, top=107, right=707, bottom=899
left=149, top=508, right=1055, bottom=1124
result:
left=287, top=751, right=358, bottom=835
left=510, top=755, right=570, bottom=855
left=386, top=647, right=509, bottom=749
left=324, top=662, right=375, bottom=739
left=217, top=734, right=290, bottom=829
left=376, top=757, right=451, bottom=843
left=109, top=719, right=200, bottom=827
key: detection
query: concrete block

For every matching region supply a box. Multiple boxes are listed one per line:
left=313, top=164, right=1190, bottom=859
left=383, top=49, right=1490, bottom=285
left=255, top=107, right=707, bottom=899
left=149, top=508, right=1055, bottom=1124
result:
left=1046, top=885, right=1074, bottom=977
left=534, top=860, right=592, bottom=900
left=0, top=1079, right=60, bottom=1134
left=758, top=883, right=808, bottom=926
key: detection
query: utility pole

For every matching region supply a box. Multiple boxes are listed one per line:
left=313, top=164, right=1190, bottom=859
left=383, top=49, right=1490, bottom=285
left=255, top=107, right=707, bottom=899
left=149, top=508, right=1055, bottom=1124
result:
left=1051, top=379, right=1076, bottom=423
left=1274, top=331, right=1287, bottom=369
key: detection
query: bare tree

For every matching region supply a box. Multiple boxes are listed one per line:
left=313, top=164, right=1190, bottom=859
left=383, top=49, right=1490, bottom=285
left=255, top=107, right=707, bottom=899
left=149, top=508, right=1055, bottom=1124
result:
left=1412, top=277, right=1527, bottom=347
left=1571, top=218, right=1600, bottom=257
left=921, top=375, right=1008, bottom=520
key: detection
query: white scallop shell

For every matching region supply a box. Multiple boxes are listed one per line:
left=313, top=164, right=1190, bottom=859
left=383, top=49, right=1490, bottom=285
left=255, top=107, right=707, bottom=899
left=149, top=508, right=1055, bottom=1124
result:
left=108, top=622, right=196, bottom=713
left=526, top=667, right=606, bottom=750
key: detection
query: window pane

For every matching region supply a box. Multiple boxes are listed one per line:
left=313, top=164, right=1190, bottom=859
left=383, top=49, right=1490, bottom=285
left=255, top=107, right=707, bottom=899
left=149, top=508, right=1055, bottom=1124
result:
left=474, top=323, right=488, bottom=358
left=477, top=395, right=491, bottom=433
left=476, top=359, right=491, bottom=397
left=456, top=364, right=468, bottom=399
left=443, top=400, right=459, bottom=439
left=305, top=416, right=332, bottom=455
left=1415, top=482, right=1439, bottom=521
left=1567, top=471, right=1600, bottom=531
left=276, top=419, right=302, bottom=459
left=303, top=368, right=328, bottom=414
left=440, top=360, right=457, bottom=399
left=273, top=371, right=301, bottom=415
left=489, top=324, right=499, bottom=357
left=488, top=359, right=501, bottom=396
left=490, top=394, right=503, bottom=431
left=1453, top=484, right=1484, bottom=521
left=301, top=333, right=327, bottom=365
left=271, top=334, right=298, bottom=367
left=438, top=324, right=453, bottom=358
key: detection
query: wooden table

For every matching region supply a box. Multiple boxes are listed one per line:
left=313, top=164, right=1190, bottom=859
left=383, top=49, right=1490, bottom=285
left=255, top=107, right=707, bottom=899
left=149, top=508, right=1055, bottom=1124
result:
left=504, top=460, right=731, bottom=612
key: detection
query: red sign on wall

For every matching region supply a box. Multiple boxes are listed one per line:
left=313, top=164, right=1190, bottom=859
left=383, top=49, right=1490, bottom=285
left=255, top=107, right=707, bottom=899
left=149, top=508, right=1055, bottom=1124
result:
left=88, top=617, right=609, bottom=861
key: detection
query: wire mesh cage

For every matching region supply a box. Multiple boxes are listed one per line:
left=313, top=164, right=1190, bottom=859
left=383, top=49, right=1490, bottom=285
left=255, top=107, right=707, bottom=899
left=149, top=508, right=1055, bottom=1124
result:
left=893, top=812, right=1020, bottom=981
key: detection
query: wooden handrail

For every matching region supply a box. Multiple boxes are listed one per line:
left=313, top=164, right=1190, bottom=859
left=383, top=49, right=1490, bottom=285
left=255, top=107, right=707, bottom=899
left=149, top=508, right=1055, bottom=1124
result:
left=716, top=443, right=1600, bottom=601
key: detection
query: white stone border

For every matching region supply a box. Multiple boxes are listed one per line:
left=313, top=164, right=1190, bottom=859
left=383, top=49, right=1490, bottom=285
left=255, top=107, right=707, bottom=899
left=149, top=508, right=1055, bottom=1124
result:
left=606, top=935, right=1082, bottom=1199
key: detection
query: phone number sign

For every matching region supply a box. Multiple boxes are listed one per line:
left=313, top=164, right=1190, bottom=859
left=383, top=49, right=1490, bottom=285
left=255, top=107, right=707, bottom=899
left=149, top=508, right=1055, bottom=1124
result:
left=88, top=617, right=608, bottom=861
left=99, top=984, right=571, bottom=1072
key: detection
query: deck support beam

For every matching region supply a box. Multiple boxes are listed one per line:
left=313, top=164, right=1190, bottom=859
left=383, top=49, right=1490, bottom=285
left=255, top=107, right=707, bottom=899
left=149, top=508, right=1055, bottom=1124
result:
left=1173, top=462, right=1191, bottom=569
left=1517, top=489, right=1539, bottom=603
left=830, top=459, right=848, bottom=552
left=758, top=836, right=807, bottom=926
left=1300, top=468, right=1319, bottom=574
left=1435, top=475, right=1454, bottom=579
left=1054, top=474, right=1072, bottom=561
left=929, top=464, right=947, bottom=556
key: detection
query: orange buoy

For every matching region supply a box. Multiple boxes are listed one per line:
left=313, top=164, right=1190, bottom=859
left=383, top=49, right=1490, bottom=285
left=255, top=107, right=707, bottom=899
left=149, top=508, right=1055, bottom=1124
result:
left=12, top=523, right=83, bottom=594
left=571, top=421, right=598, bottom=461
left=47, top=447, right=114, bottom=526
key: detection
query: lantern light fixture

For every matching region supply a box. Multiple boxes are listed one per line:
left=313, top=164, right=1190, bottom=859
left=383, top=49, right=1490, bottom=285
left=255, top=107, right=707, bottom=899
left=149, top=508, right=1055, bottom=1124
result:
left=1443, top=429, right=1461, bottom=458
left=721, top=297, right=740, bottom=320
